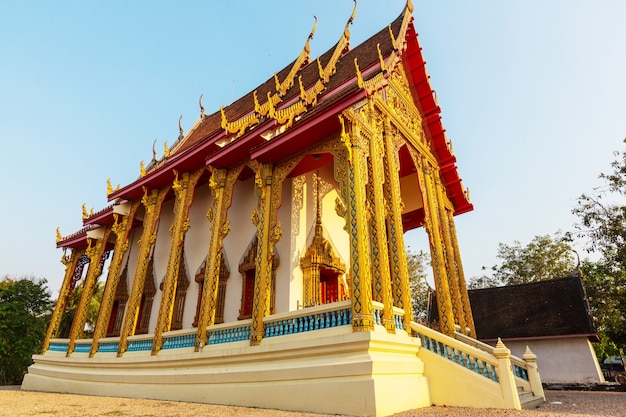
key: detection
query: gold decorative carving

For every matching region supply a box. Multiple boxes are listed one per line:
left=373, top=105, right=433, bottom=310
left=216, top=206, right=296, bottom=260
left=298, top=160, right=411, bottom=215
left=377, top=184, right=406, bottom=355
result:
left=90, top=201, right=140, bottom=356
left=152, top=168, right=204, bottom=354
left=195, top=165, right=245, bottom=350
left=338, top=110, right=374, bottom=332
left=274, top=16, right=317, bottom=97
left=66, top=226, right=113, bottom=356
left=300, top=174, right=346, bottom=307
left=410, top=149, right=456, bottom=335
left=42, top=248, right=85, bottom=353
left=318, top=0, right=357, bottom=84
left=117, top=185, right=171, bottom=356
left=382, top=118, right=413, bottom=330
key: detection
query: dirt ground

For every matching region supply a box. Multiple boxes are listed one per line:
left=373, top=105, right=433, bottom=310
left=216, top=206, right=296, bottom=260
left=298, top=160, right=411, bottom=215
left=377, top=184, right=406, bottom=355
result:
left=1, top=388, right=625, bottom=417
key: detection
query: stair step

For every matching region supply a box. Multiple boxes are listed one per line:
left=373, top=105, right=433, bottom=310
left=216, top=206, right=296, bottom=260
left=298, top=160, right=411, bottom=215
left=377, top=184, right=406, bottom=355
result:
left=517, top=388, right=544, bottom=409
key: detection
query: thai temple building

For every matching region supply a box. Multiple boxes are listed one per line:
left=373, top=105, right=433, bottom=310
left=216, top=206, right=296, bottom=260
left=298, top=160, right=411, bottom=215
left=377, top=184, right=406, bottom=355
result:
left=22, top=2, right=545, bottom=416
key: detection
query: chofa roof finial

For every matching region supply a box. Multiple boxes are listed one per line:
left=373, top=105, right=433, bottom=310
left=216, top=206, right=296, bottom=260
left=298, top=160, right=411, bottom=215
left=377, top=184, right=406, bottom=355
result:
left=199, top=93, right=205, bottom=117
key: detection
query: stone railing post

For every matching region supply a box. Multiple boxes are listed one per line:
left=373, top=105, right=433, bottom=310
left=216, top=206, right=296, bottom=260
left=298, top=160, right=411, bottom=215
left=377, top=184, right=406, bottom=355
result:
left=523, top=346, right=545, bottom=400
left=493, top=338, right=521, bottom=410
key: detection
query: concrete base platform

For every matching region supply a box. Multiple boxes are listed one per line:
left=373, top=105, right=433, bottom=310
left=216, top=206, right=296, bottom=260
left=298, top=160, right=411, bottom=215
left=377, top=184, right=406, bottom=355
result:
left=23, top=326, right=431, bottom=417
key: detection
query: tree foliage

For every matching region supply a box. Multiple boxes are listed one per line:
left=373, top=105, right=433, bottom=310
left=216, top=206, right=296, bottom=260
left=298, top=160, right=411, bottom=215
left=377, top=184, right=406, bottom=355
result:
left=580, top=260, right=626, bottom=359
left=407, top=249, right=431, bottom=323
left=574, top=145, right=626, bottom=268
left=58, top=280, right=104, bottom=338
left=470, top=233, right=576, bottom=289
left=572, top=142, right=626, bottom=357
left=0, top=276, right=53, bottom=385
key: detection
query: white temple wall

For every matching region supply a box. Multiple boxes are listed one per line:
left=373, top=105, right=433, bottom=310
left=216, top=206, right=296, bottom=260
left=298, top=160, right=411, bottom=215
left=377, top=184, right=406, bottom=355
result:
left=222, top=177, right=257, bottom=323
left=148, top=198, right=175, bottom=333
left=504, top=337, right=605, bottom=384
left=287, top=165, right=349, bottom=312
left=182, top=184, right=213, bottom=329
left=288, top=174, right=307, bottom=312
left=319, top=165, right=349, bottom=275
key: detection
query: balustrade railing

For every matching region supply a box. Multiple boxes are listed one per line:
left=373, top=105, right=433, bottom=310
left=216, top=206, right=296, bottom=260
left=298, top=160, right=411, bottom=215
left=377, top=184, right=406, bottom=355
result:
left=454, top=332, right=530, bottom=382
left=264, top=300, right=351, bottom=338
left=46, top=301, right=354, bottom=356
left=413, top=323, right=500, bottom=382
left=372, top=302, right=406, bottom=330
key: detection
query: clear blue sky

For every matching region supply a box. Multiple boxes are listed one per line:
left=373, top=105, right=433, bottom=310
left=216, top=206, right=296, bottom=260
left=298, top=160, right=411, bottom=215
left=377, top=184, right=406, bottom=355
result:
left=1, top=1, right=625, bottom=297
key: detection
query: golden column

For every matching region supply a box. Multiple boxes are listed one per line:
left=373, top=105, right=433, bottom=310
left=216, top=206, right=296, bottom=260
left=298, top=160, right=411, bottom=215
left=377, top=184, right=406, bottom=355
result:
left=195, top=166, right=243, bottom=350
left=340, top=114, right=374, bottom=332
left=365, top=114, right=395, bottom=333
left=66, top=227, right=113, bottom=356
left=382, top=119, right=414, bottom=330
left=446, top=209, right=476, bottom=337
left=414, top=153, right=456, bottom=335
left=117, top=186, right=170, bottom=356
left=152, top=169, right=203, bottom=355
left=250, top=163, right=279, bottom=345
left=90, top=203, right=139, bottom=356
left=433, top=175, right=466, bottom=333
left=42, top=248, right=85, bottom=353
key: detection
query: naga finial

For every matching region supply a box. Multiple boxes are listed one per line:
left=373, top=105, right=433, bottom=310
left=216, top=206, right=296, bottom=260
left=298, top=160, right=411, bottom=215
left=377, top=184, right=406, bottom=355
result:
left=107, top=178, right=113, bottom=195
left=172, top=169, right=181, bottom=193
left=152, top=139, right=157, bottom=161
left=354, top=58, right=363, bottom=88
left=140, top=160, right=146, bottom=177
left=388, top=24, right=397, bottom=50
left=273, top=72, right=281, bottom=92
left=178, top=115, right=184, bottom=138
left=220, top=106, right=228, bottom=130
left=344, top=0, right=358, bottom=41
left=82, top=203, right=88, bottom=220
left=163, top=140, right=170, bottom=158
left=309, top=16, right=318, bottom=41
left=56, top=227, right=62, bottom=243
left=199, top=93, right=205, bottom=117
left=406, top=0, right=414, bottom=14
left=376, top=43, right=386, bottom=71
left=304, top=16, right=318, bottom=58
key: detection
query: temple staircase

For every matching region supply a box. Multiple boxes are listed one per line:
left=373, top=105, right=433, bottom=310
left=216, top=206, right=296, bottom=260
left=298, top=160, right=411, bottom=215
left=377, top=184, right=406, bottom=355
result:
left=411, top=322, right=545, bottom=410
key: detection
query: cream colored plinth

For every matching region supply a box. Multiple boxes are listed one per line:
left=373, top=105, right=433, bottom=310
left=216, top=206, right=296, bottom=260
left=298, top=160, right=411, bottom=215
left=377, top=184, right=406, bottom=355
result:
left=23, top=326, right=430, bottom=417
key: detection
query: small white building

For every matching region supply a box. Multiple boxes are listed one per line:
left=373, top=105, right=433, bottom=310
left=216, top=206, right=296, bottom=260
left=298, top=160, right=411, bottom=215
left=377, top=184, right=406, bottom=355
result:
left=469, top=275, right=605, bottom=384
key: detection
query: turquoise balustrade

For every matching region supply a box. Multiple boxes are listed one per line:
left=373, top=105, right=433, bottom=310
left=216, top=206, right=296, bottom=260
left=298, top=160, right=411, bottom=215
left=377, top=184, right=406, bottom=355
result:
left=98, top=342, right=119, bottom=353
left=416, top=330, right=499, bottom=382
left=48, top=342, right=69, bottom=352
left=208, top=325, right=250, bottom=344
left=74, top=343, right=91, bottom=353
left=162, top=333, right=196, bottom=350
left=513, top=363, right=529, bottom=381
left=264, top=307, right=351, bottom=338
left=127, top=338, right=153, bottom=352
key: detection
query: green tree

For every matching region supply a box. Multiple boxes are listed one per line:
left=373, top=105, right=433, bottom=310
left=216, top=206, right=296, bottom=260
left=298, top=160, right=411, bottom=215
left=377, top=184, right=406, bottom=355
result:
left=579, top=260, right=626, bottom=359
left=573, top=142, right=626, bottom=358
left=58, top=279, right=105, bottom=338
left=407, top=249, right=431, bottom=323
left=470, top=233, right=576, bottom=288
left=0, top=276, right=53, bottom=385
